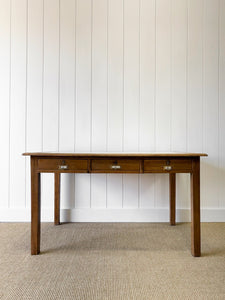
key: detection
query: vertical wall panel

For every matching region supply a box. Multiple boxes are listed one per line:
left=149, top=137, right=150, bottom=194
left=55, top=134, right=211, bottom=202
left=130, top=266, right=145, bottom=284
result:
left=75, top=0, right=92, bottom=208
left=203, top=0, right=219, bottom=208
left=123, top=175, right=139, bottom=209
left=219, top=0, right=225, bottom=209
left=1, top=0, right=225, bottom=221
left=91, top=175, right=107, bottom=208
left=42, top=0, right=60, bottom=209
left=171, top=0, right=187, bottom=152
left=74, top=174, right=90, bottom=209
left=187, top=0, right=204, bottom=209
left=0, top=0, right=10, bottom=208
left=92, top=0, right=107, bottom=152
left=139, top=0, right=155, bottom=152
left=42, top=0, right=59, bottom=152
left=187, top=0, right=203, bottom=152
left=155, top=0, right=171, bottom=152
left=123, top=0, right=139, bottom=152
left=59, top=0, right=75, bottom=152
left=26, top=0, right=44, bottom=208
left=75, top=0, right=91, bottom=152
left=123, top=0, right=140, bottom=208
left=139, top=0, right=156, bottom=208
left=59, top=0, right=76, bottom=209
left=140, top=175, right=155, bottom=208
left=107, top=174, right=123, bottom=208
left=26, top=0, right=43, bottom=152
left=155, top=0, right=171, bottom=208
left=154, top=174, right=169, bottom=209
left=9, top=0, right=27, bottom=208
left=107, top=0, right=123, bottom=152
left=171, top=0, right=189, bottom=209
left=91, top=0, right=108, bottom=208
left=107, top=0, right=123, bottom=208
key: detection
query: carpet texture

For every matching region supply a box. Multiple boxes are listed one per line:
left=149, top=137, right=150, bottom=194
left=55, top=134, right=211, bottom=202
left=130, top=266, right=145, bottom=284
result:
left=0, top=222, right=224, bottom=300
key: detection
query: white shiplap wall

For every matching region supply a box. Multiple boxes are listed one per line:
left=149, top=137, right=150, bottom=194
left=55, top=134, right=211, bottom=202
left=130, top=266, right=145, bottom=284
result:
left=0, top=0, right=225, bottom=222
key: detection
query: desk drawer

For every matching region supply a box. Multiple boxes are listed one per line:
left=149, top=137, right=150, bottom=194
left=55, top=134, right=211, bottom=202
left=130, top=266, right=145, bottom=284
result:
left=91, top=159, right=141, bottom=173
left=37, top=159, right=88, bottom=172
left=144, top=159, right=193, bottom=173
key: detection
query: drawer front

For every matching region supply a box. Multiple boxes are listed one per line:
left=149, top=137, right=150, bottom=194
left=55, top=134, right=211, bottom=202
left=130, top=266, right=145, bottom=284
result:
left=91, top=159, right=141, bottom=173
left=144, top=159, right=193, bottom=173
left=37, top=159, right=88, bottom=172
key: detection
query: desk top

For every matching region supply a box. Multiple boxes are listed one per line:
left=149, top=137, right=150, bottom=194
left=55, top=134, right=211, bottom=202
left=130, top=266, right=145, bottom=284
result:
left=23, top=152, right=207, bottom=157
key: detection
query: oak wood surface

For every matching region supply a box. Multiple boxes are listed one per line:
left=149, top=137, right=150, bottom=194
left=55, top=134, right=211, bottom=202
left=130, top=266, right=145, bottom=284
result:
left=91, top=159, right=141, bottom=173
left=144, top=159, right=193, bottom=173
left=31, top=157, right=40, bottom=255
left=191, top=157, right=201, bottom=257
left=34, top=158, right=197, bottom=174
left=169, top=173, right=176, bottom=226
left=26, top=152, right=206, bottom=257
left=38, top=158, right=88, bottom=171
left=23, top=152, right=208, bottom=157
left=54, top=173, right=60, bottom=225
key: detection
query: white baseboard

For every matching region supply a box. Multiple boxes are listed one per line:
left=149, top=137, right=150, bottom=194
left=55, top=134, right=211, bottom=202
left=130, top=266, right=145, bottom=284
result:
left=0, top=208, right=225, bottom=222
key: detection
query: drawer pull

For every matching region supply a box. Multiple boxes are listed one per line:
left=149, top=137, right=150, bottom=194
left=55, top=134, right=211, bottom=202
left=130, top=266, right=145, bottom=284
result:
left=58, top=165, right=68, bottom=170
left=163, top=166, right=172, bottom=171
left=111, top=165, right=121, bottom=170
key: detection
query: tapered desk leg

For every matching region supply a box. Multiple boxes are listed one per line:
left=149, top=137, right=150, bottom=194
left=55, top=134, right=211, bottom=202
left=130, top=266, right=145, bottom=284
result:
left=31, top=158, right=41, bottom=255
left=169, top=173, right=176, bottom=225
left=54, top=173, right=60, bottom=225
left=191, top=158, right=201, bottom=257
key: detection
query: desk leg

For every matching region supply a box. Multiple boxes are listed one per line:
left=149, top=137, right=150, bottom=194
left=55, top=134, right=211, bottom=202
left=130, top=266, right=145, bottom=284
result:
left=169, top=173, right=176, bottom=225
left=31, top=158, right=41, bottom=255
left=54, top=173, right=61, bottom=225
left=191, top=158, right=201, bottom=257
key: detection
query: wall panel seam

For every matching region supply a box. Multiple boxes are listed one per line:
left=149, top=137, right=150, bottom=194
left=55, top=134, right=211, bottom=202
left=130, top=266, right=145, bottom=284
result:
left=25, top=0, right=28, bottom=208
left=74, top=0, right=77, bottom=152
left=170, top=0, right=172, bottom=152
left=138, top=0, right=141, bottom=208
left=153, top=0, right=156, bottom=208
left=217, top=0, right=220, bottom=207
left=8, top=0, right=12, bottom=209
left=122, top=0, right=125, bottom=208
left=186, top=0, right=188, bottom=152
left=58, top=0, right=61, bottom=152
left=41, top=0, right=44, bottom=152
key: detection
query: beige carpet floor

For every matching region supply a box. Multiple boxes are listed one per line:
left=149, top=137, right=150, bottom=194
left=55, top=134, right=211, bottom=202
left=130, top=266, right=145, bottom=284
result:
left=0, top=222, right=224, bottom=300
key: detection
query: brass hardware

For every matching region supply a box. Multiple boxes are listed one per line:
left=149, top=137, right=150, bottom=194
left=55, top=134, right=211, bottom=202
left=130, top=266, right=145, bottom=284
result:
left=59, top=160, right=68, bottom=170
left=58, top=165, right=68, bottom=170
left=111, top=160, right=120, bottom=169
left=163, top=166, right=172, bottom=171
left=111, top=165, right=121, bottom=170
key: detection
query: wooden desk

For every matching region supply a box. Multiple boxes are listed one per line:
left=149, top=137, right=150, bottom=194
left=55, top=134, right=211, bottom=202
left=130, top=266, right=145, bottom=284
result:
left=23, top=152, right=207, bottom=257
